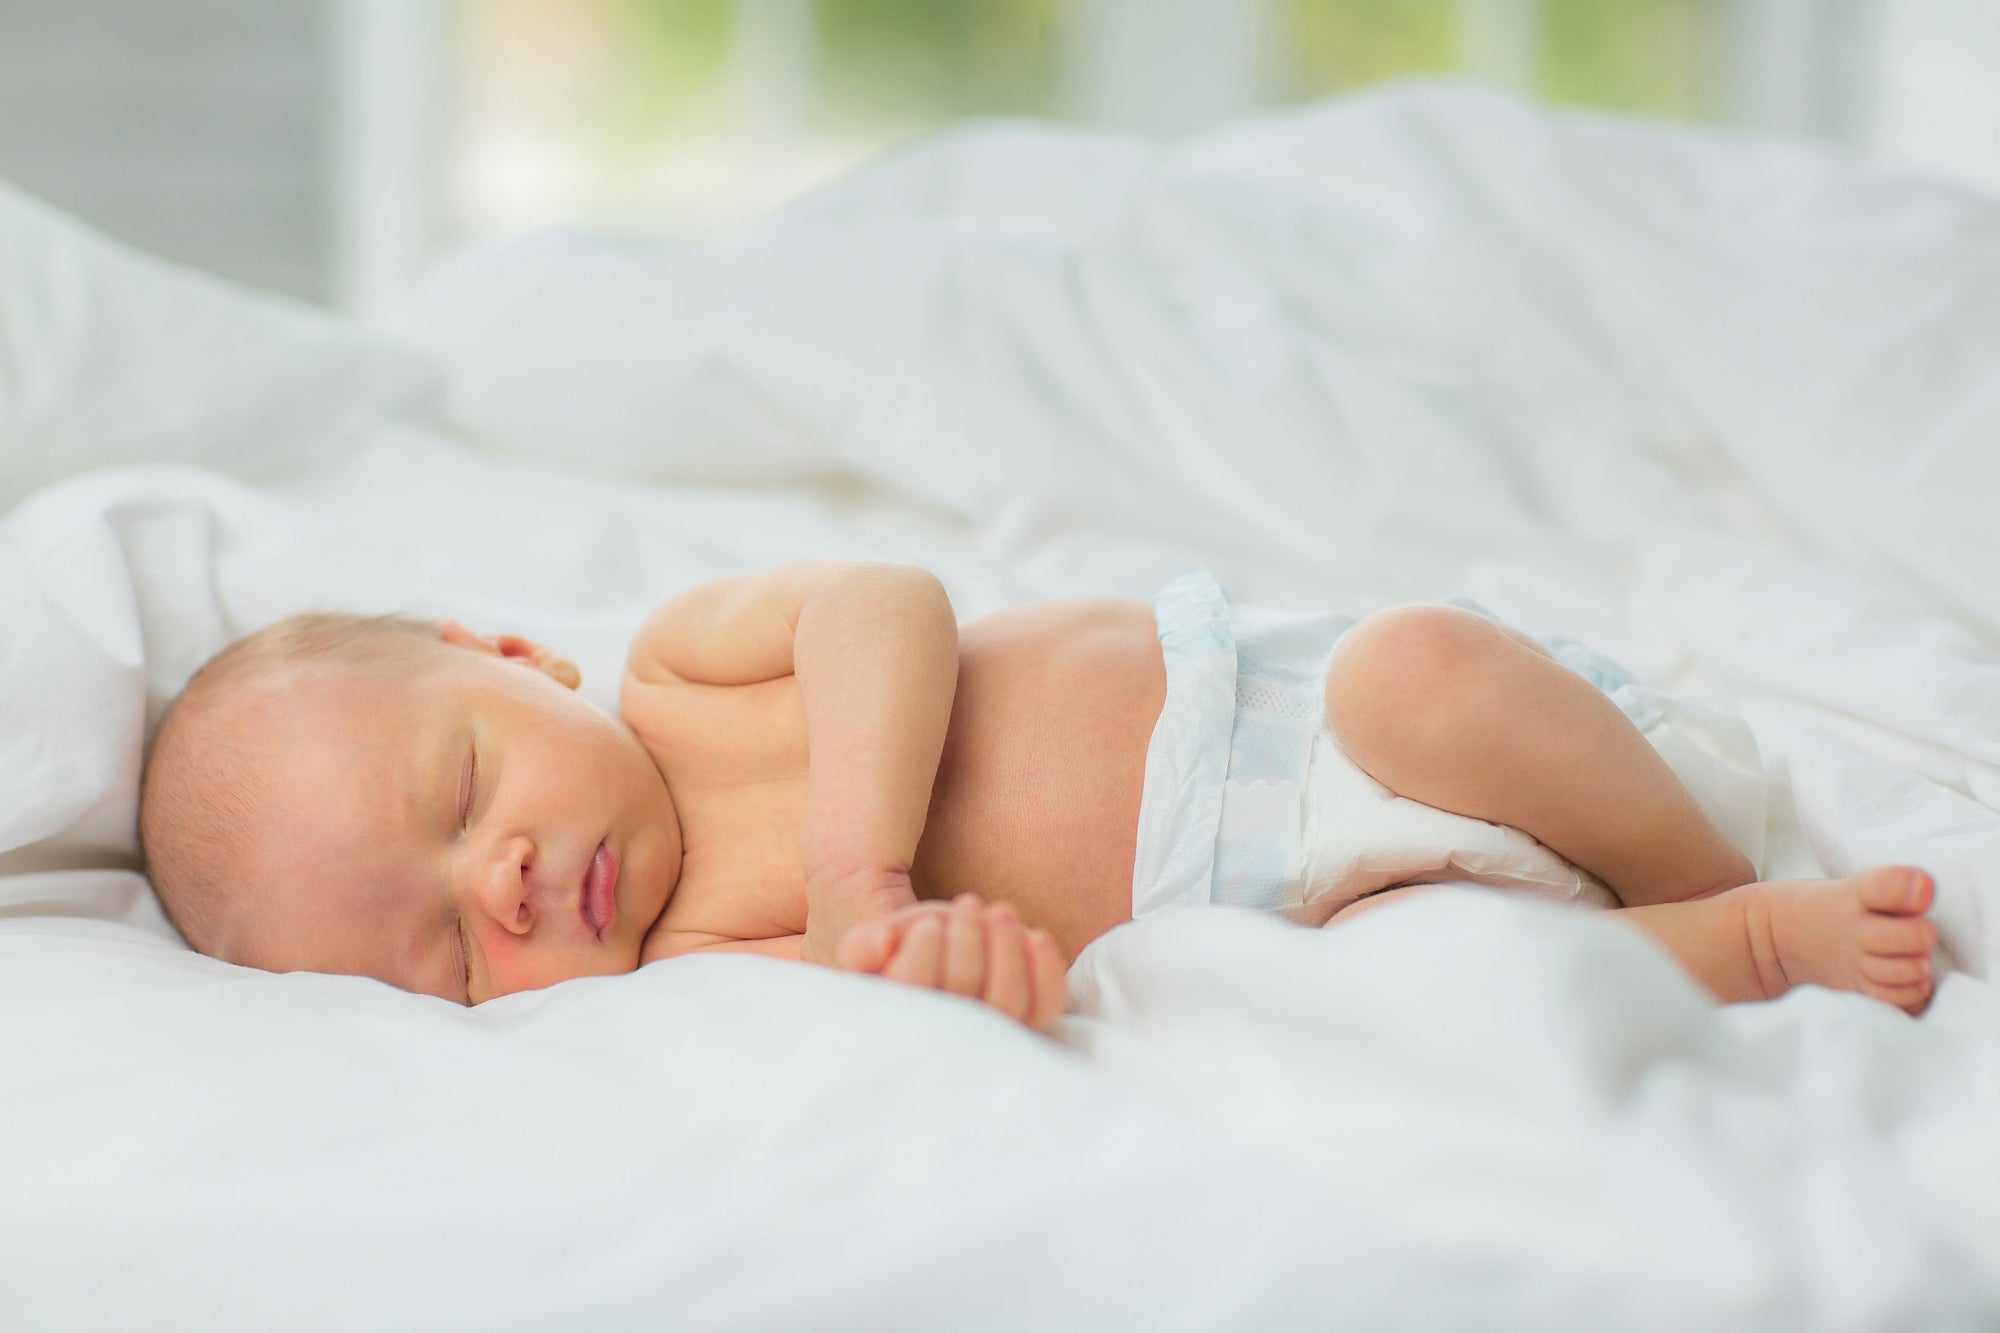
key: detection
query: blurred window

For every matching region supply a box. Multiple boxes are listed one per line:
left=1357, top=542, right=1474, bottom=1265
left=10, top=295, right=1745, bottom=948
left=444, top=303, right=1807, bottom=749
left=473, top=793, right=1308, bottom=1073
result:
left=450, top=0, right=1724, bottom=243
left=452, top=0, right=1068, bottom=240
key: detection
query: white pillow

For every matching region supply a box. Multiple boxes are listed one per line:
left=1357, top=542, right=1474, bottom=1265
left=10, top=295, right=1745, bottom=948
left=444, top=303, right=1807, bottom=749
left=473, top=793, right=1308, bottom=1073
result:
left=403, top=227, right=861, bottom=484
left=0, top=179, right=436, bottom=509
left=398, top=131, right=1155, bottom=489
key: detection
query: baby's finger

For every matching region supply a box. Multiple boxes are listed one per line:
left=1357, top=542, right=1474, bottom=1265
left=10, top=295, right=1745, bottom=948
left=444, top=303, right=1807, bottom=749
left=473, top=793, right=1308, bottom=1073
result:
left=837, top=902, right=949, bottom=971
left=979, top=904, right=1032, bottom=1024
left=835, top=917, right=895, bottom=972
left=940, top=894, right=988, bottom=997
left=1025, top=929, right=1069, bottom=1032
left=882, top=913, right=946, bottom=988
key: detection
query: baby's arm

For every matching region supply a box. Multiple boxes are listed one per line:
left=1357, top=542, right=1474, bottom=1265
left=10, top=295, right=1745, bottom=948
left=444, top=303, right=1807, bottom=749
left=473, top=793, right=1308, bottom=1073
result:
left=628, top=560, right=958, bottom=959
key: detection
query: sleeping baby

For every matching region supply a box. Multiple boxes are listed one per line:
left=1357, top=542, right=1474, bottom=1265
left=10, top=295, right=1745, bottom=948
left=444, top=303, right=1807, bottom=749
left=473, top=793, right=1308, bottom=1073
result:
left=138, top=561, right=1939, bottom=1031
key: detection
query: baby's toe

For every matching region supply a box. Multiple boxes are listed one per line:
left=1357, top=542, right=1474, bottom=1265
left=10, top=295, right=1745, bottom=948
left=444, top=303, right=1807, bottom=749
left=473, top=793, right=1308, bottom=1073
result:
left=1863, top=975, right=1934, bottom=1016
left=1861, top=953, right=1931, bottom=989
left=1858, top=866, right=1933, bottom=916
left=1859, top=913, right=1938, bottom=957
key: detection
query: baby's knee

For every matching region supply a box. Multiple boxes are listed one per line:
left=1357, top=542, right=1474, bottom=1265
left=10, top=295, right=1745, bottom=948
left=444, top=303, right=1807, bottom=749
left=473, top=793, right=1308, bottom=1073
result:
left=1323, top=604, right=1511, bottom=758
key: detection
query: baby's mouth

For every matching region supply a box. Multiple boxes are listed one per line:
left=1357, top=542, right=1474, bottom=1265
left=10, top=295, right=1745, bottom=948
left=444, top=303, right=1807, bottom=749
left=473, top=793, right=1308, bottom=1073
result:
left=581, top=840, right=618, bottom=939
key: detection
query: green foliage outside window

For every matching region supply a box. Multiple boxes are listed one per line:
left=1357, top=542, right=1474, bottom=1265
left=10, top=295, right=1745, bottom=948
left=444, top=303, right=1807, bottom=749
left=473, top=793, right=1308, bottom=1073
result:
left=1283, top=0, right=1716, bottom=118
left=599, top=0, right=733, bottom=150
left=816, top=0, right=1065, bottom=129
left=1284, top=0, right=1461, bottom=96
left=1536, top=0, right=1715, bottom=119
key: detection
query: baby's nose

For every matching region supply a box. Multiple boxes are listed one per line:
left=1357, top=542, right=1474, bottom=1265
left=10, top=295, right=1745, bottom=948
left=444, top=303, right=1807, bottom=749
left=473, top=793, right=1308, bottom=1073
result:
left=471, top=835, right=536, bottom=934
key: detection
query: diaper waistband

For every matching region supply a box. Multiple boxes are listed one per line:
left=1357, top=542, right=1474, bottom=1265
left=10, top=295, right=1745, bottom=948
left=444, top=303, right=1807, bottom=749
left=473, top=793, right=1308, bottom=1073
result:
left=1132, top=566, right=1356, bottom=916
left=1211, top=590, right=1356, bottom=912
left=1130, top=568, right=1237, bottom=917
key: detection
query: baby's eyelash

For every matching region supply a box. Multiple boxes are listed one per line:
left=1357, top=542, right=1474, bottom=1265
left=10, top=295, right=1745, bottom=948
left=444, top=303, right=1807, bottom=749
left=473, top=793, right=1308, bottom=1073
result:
left=460, top=746, right=477, bottom=830
left=457, top=916, right=473, bottom=1003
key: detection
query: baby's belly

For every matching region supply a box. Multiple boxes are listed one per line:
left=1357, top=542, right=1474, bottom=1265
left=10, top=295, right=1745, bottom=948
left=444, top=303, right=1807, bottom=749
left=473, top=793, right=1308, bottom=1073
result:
left=912, top=598, right=1167, bottom=962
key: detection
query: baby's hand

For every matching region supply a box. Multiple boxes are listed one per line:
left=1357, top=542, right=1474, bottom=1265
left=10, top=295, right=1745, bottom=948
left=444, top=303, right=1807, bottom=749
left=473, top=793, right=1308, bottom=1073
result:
left=835, top=894, right=1068, bottom=1032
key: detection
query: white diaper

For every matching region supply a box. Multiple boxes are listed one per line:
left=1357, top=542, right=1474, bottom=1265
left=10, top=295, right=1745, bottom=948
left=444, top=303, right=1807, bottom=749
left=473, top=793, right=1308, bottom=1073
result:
left=1131, top=567, right=1765, bottom=924
left=1284, top=728, right=1617, bottom=924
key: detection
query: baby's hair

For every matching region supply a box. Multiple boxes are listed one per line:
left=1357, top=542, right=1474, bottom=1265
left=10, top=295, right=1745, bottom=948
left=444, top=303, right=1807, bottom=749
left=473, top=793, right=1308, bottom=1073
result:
left=138, top=612, right=445, bottom=959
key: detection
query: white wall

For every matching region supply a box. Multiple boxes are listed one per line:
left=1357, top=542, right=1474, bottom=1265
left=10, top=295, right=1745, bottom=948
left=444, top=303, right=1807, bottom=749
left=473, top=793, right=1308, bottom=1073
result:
left=329, top=0, right=451, bottom=321
left=0, top=0, right=332, bottom=300
left=1853, top=0, right=2000, bottom=195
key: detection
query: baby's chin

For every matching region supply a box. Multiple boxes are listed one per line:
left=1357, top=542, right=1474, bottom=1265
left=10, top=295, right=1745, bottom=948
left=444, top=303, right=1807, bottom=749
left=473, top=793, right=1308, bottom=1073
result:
left=598, top=944, right=647, bottom=980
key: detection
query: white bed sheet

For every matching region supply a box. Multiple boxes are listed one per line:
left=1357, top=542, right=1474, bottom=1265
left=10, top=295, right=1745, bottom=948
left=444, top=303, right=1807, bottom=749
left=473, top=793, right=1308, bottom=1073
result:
left=5, top=83, right=2000, bottom=1330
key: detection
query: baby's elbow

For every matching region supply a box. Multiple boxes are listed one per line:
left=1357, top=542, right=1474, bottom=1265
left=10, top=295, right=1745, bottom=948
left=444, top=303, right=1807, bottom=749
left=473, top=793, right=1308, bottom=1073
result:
left=907, top=566, right=952, bottom=617
left=856, top=561, right=952, bottom=617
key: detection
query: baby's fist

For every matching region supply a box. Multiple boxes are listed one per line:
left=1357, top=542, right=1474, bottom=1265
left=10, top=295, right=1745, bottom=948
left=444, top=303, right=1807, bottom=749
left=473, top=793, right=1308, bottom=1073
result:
left=839, top=894, right=1068, bottom=1032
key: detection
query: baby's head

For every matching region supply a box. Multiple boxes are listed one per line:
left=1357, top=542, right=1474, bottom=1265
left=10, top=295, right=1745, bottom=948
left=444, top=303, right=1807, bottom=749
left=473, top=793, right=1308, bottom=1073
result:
left=140, top=613, right=681, bottom=1004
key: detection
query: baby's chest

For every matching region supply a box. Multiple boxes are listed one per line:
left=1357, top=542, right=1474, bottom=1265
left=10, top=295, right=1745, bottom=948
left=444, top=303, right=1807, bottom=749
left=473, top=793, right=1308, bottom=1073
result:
left=623, top=674, right=814, bottom=944
left=660, top=777, right=814, bottom=943
left=622, top=672, right=807, bottom=782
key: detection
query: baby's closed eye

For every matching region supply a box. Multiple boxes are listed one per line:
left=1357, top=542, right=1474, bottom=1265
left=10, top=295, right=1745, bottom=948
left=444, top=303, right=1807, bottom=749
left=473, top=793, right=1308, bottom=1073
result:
left=455, top=915, right=474, bottom=1004
left=458, top=744, right=478, bottom=830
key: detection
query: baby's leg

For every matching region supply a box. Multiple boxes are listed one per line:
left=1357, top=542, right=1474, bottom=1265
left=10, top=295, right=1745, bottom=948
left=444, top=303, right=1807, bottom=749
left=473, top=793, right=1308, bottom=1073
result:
left=1324, top=605, right=1756, bottom=908
left=1621, top=866, right=1938, bottom=1013
left=1326, top=869, right=1938, bottom=1014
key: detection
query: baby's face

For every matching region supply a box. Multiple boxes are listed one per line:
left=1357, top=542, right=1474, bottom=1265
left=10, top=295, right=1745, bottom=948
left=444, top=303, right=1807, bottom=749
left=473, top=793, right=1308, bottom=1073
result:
left=222, top=639, right=680, bottom=1004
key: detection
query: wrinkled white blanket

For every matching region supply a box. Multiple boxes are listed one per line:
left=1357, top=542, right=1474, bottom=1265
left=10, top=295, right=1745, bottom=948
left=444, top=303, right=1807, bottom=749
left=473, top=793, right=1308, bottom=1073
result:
left=4, top=84, right=1999, bottom=1331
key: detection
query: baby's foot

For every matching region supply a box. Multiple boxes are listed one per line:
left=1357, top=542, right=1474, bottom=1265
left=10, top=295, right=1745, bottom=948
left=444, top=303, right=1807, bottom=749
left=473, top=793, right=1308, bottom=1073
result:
left=1746, top=866, right=1939, bottom=1014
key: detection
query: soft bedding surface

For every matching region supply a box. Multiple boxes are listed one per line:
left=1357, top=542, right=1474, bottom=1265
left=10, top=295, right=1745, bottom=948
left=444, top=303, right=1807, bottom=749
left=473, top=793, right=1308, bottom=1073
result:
left=5, top=84, right=2000, bottom=1331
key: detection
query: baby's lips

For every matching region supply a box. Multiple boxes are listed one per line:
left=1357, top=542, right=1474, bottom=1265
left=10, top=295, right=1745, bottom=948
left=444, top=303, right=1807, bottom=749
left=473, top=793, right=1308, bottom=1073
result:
left=580, top=840, right=618, bottom=936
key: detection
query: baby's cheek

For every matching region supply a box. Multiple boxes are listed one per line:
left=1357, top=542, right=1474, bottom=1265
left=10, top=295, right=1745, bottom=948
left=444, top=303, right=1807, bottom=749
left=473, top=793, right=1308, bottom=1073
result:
left=482, top=941, right=623, bottom=1000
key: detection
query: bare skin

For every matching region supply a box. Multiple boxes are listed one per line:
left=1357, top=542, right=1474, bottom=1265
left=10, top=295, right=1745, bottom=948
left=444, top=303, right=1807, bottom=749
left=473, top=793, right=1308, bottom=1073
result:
left=623, top=595, right=1161, bottom=966
left=198, top=563, right=1937, bottom=1027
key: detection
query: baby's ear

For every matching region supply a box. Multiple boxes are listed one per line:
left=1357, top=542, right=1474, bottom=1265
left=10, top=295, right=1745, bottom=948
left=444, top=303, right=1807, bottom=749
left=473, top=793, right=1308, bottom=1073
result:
left=440, top=619, right=582, bottom=690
